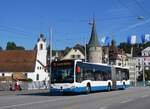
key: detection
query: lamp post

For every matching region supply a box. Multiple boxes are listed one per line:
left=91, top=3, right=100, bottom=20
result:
left=136, top=16, right=145, bottom=86
left=49, top=28, right=52, bottom=93
left=142, top=57, right=145, bottom=87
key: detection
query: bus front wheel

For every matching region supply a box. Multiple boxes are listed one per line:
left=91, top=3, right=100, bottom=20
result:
left=122, top=82, right=126, bottom=89
left=107, top=83, right=111, bottom=91
left=86, top=83, right=91, bottom=94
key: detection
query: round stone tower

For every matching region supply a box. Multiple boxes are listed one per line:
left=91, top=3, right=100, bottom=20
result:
left=87, top=19, right=102, bottom=63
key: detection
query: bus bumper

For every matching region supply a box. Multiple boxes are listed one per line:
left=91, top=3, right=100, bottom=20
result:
left=50, top=87, right=86, bottom=93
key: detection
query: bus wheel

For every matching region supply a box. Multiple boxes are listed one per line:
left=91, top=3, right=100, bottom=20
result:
left=107, top=83, right=111, bottom=91
left=123, top=82, right=126, bottom=89
left=86, top=83, right=91, bottom=94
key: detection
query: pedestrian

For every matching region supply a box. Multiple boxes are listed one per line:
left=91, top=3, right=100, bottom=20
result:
left=14, top=82, right=17, bottom=91
left=43, top=79, right=47, bottom=89
left=9, top=84, right=13, bottom=91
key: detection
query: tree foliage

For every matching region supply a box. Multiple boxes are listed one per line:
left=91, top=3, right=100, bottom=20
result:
left=6, top=42, right=25, bottom=50
left=0, top=46, right=2, bottom=50
left=118, top=42, right=150, bottom=56
left=118, top=42, right=131, bottom=53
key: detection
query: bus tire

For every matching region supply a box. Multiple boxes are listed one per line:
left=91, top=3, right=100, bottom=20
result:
left=107, top=83, right=111, bottom=91
left=86, top=83, right=91, bottom=94
left=123, top=82, right=126, bottom=89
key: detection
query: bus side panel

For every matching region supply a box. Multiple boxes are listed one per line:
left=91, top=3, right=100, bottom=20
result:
left=90, top=81, right=109, bottom=91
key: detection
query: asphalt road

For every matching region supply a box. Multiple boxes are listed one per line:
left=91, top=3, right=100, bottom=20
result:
left=0, top=87, right=150, bottom=109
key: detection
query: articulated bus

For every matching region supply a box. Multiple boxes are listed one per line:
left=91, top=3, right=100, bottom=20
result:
left=50, top=60, right=130, bottom=93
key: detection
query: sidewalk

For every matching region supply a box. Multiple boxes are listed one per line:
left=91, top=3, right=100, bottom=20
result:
left=0, top=89, right=49, bottom=96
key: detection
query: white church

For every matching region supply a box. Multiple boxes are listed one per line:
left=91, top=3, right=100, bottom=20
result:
left=0, top=34, right=49, bottom=89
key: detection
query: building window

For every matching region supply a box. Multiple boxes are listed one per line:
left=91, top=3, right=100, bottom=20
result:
left=77, top=55, right=81, bottom=58
left=2, top=73, right=5, bottom=76
left=40, top=44, right=43, bottom=50
left=36, top=74, right=39, bottom=80
left=118, top=63, right=121, bottom=66
left=71, top=55, right=75, bottom=58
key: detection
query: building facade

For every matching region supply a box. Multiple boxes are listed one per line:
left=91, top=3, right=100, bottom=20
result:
left=62, top=48, right=85, bottom=60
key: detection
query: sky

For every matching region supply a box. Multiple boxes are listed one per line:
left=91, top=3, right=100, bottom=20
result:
left=0, top=0, right=150, bottom=50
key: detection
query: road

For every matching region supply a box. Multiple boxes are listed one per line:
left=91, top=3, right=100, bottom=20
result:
left=0, top=87, right=150, bottom=109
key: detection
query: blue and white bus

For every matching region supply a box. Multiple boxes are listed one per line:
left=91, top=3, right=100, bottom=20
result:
left=50, top=60, right=130, bottom=93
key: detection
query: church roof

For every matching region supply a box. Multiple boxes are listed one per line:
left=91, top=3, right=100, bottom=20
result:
left=88, top=19, right=100, bottom=47
left=0, top=50, right=36, bottom=72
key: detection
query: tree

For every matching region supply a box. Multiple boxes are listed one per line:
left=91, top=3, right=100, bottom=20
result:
left=6, top=42, right=16, bottom=50
left=0, top=46, right=2, bottom=50
left=6, top=42, right=25, bottom=50
left=118, top=42, right=131, bottom=53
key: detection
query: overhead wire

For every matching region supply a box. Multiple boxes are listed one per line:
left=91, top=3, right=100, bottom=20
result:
left=134, top=0, right=150, bottom=17
left=117, top=0, right=139, bottom=17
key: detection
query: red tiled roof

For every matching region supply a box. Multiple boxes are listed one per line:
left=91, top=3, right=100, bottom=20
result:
left=0, top=50, right=37, bottom=72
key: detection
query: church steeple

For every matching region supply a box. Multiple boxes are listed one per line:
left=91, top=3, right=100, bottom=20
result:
left=88, top=18, right=100, bottom=47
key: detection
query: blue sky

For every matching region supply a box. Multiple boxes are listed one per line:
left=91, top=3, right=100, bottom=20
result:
left=0, top=0, right=150, bottom=50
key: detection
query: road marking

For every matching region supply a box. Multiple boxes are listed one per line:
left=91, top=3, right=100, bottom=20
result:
left=99, top=106, right=107, bottom=109
left=0, top=97, right=73, bottom=109
left=120, top=99, right=132, bottom=104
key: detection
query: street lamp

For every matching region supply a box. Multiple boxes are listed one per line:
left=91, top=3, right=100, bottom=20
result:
left=136, top=16, right=144, bottom=20
left=142, top=57, right=145, bottom=87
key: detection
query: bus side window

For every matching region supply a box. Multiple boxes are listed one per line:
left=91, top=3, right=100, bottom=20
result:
left=98, top=74, right=101, bottom=80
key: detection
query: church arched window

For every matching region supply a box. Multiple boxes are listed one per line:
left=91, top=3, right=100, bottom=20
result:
left=40, top=44, right=43, bottom=50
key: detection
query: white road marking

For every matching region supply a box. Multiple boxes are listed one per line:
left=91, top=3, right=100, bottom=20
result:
left=99, top=106, right=107, bottom=109
left=0, top=97, right=72, bottom=109
left=120, top=99, right=132, bottom=104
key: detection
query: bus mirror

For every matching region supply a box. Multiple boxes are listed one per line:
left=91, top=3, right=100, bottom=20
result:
left=76, top=66, right=81, bottom=74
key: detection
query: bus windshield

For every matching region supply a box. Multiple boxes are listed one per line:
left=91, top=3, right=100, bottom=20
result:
left=51, top=60, right=74, bottom=83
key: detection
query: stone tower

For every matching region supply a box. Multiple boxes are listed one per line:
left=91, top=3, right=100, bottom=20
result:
left=87, top=19, right=102, bottom=63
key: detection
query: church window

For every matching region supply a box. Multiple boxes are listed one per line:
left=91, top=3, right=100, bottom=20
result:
left=40, top=44, right=43, bottom=50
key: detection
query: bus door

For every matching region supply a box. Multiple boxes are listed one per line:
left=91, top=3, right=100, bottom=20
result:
left=111, top=66, right=117, bottom=90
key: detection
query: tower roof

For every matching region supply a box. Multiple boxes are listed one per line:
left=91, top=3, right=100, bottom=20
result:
left=38, top=33, right=46, bottom=42
left=88, top=19, right=100, bottom=47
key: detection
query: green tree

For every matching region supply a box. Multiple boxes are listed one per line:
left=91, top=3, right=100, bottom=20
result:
left=118, top=42, right=131, bottom=53
left=143, top=42, right=150, bottom=48
left=0, top=46, right=2, bottom=50
left=6, top=42, right=25, bottom=50
left=6, top=42, right=16, bottom=50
